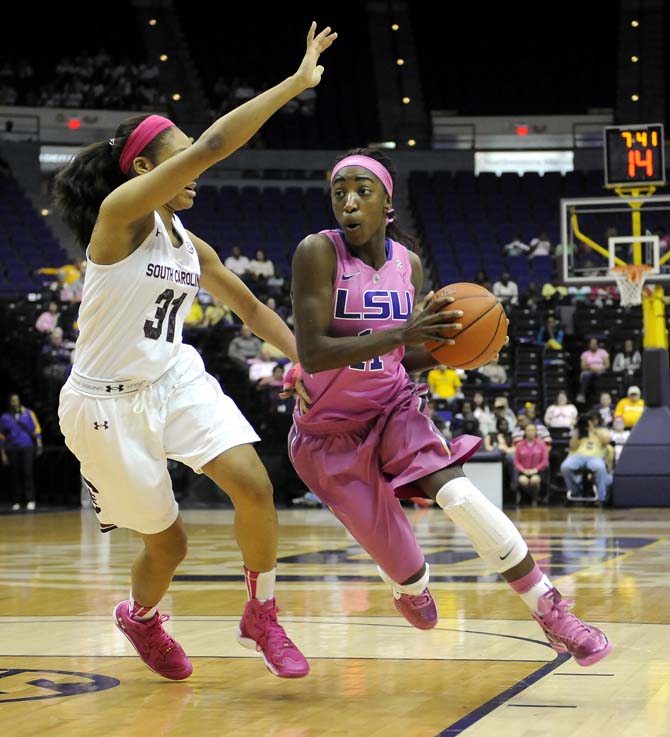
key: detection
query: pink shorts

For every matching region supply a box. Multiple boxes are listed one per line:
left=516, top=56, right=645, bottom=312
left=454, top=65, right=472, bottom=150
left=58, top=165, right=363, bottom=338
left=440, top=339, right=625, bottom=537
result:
left=288, top=386, right=481, bottom=583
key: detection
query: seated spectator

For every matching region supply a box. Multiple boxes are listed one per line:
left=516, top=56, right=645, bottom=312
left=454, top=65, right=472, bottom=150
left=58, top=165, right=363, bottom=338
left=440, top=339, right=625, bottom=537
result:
left=610, top=415, right=631, bottom=462
left=41, top=327, right=73, bottom=400
left=612, top=339, right=642, bottom=386
left=560, top=412, right=614, bottom=502
left=227, top=324, right=262, bottom=373
left=472, top=390, right=496, bottom=436
left=529, top=230, right=552, bottom=258
left=492, top=272, right=519, bottom=306
left=502, top=233, right=530, bottom=257
left=613, top=385, right=645, bottom=429
left=427, top=364, right=462, bottom=405
left=577, top=338, right=610, bottom=403
left=536, top=314, right=564, bottom=351
left=474, top=269, right=492, bottom=291
left=248, top=345, right=291, bottom=383
left=203, top=297, right=234, bottom=327
left=449, top=399, right=480, bottom=437
left=184, top=297, right=205, bottom=327
left=62, top=258, right=87, bottom=303
left=35, top=300, right=61, bottom=333
left=248, top=249, right=275, bottom=281
left=541, top=276, right=569, bottom=306
left=224, top=245, right=250, bottom=278
left=513, top=423, right=549, bottom=505
left=594, top=391, right=614, bottom=428
left=492, top=396, right=517, bottom=432
left=477, top=355, right=508, bottom=385
left=544, top=391, right=578, bottom=429
left=484, top=416, right=516, bottom=488
left=513, top=410, right=552, bottom=447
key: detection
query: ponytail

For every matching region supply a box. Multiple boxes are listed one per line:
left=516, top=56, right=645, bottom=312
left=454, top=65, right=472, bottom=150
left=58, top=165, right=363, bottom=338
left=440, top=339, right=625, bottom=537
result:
left=52, top=113, right=170, bottom=248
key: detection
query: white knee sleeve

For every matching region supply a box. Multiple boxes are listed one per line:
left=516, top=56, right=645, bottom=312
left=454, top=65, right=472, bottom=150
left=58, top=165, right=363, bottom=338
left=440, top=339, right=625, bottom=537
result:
left=377, top=563, right=430, bottom=596
left=436, top=477, right=527, bottom=573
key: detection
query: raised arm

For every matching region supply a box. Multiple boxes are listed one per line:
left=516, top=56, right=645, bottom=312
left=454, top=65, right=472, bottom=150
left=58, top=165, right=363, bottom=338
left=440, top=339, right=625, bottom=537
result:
left=100, top=23, right=337, bottom=228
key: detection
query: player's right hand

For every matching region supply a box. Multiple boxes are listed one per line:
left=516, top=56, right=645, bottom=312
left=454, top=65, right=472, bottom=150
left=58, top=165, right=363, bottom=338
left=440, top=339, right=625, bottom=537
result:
left=402, top=292, right=463, bottom=346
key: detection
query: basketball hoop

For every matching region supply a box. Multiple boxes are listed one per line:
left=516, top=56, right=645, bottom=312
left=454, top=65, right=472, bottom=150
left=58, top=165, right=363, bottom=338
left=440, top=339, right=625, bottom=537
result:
left=610, top=264, right=653, bottom=307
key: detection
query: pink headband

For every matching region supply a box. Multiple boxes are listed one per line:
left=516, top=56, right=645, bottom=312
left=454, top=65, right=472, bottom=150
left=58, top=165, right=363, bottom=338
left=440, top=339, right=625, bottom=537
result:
left=331, top=155, right=394, bottom=223
left=119, top=115, right=176, bottom=174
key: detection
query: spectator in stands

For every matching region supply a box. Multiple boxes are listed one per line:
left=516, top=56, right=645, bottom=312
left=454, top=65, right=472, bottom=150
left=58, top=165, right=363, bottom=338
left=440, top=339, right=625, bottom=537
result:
left=612, top=339, right=642, bottom=386
left=203, top=297, right=234, bottom=327
left=610, top=415, right=631, bottom=463
left=248, top=344, right=287, bottom=383
left=613, top=385, right=645, bottom=429
left=427, top=364, right=462, bottom=405
left=248, top=248, right=275, bottom=281
left=472, top=390, right=496, bottom=436
left=227, top=323, right=262, bottom=372
left=35, top=300, right=61, bottom=333
left=0, top=393, right=42, bottom=511
left=536, top=314, right=564, bottom=351
left=594, top=391, right=614, bottom=428
left=560, top=412, right=614, bottom=503
left=513, top=410, right=551, bottom=447
left=41, top=326, right=73, bottom=399
left=577, top=338, right=610, bottom=403
left=541, top=276, right=569, bottom=306
left=474, top=269, right=492, bottom=291
left=63, top=258, right=87, bottom=303
left=544, top=391, right=578, bottom=429
left=449, top=399, right=480, bottom=438
left=502, top=232, right=530, bottom=257
left=492, top=396, right=517, bottom=432
left=513, top=423, right=549, bottom=506
left=484, top=416, right=516, bottom=486
left=529, top=230, right=552, bottom=258
left=224, top=245, right=250, bottom=277
left=478, top=354, right=508, bottom=385
left=492, top=272, right=519, bottom=306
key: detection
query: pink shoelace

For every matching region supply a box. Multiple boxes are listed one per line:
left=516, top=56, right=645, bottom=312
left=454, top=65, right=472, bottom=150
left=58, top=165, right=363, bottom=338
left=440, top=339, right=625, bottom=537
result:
left=141, top=613, right=177, bottom=657
left=253, top=605, right=296, bottom=653
left=407, top=590, right=433, bottom=609
left=544, top=597, right=595, bottom=641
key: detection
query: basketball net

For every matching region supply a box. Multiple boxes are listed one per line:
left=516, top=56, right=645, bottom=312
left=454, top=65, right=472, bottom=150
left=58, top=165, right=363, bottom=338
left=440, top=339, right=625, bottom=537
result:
left=610, top=264, right=653, bottom=307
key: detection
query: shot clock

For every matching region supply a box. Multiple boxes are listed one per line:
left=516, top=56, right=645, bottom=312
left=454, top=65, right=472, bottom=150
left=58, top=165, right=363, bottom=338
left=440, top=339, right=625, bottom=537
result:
left=604, top=123, right=666, bottom=188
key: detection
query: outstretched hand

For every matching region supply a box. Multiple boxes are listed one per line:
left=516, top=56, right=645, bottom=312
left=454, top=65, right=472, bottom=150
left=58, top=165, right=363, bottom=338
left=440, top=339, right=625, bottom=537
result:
left=294, top=22, right=338, bottom=90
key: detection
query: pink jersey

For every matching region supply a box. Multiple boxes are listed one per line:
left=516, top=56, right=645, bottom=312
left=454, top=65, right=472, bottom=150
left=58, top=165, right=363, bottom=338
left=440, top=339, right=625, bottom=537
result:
left=298, top=229, right=415, bottom=425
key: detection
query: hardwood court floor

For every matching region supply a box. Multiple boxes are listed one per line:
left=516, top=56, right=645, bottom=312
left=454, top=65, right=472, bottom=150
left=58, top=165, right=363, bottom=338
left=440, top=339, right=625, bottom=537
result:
left=0, top=504, right=668, bottom=737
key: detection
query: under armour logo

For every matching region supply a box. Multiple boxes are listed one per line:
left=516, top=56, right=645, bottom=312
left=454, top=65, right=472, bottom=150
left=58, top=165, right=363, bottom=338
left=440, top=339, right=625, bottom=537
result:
left=93, top=421, right=109, bottom=430
left=105, top=384, right=124, bottom=393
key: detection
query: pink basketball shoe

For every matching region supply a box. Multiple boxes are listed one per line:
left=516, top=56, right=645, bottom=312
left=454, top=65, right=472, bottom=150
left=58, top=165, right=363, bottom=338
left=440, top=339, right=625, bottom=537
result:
left=393, top=588, right=439, bottom=629
left=533, top=588, right=612, bottom=666
left=113, top=601, right=193, bottom=680
left=237, top=598, right=309, bottom=678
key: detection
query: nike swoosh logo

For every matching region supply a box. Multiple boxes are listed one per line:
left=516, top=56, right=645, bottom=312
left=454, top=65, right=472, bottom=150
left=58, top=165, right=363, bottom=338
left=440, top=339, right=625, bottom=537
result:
left=499, top=546, right=514, bottom=560
left=342, top=273, right=360, bottom=280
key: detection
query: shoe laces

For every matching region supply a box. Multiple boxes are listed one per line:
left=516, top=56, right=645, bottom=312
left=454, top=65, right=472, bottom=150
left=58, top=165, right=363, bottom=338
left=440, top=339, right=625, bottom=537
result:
left=546, top=597, right=594, bottom=641
left=143, top=613, right=177, bottom=657
left=406, top=589, right=432, bottom=609
left=253, top=602, right=296, bottom=653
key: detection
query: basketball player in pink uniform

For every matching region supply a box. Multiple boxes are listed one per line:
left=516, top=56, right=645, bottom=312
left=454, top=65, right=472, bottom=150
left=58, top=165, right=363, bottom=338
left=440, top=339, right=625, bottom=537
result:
left=287, top=148, right=611, bottom=666
left=52, top=23, right=336, bottom=681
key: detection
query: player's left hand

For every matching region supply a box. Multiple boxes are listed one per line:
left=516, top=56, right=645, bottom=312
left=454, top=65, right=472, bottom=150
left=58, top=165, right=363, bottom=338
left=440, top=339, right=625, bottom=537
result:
left=279, top=363, right=312, bottom=413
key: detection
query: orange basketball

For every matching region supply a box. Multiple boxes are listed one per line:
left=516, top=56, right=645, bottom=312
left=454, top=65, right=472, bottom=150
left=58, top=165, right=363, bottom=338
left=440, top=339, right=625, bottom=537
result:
left=425, top=282, right=508, bottom=369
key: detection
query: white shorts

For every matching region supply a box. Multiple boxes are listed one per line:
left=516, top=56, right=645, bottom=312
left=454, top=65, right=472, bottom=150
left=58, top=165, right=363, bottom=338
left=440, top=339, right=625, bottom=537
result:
left=58, top=345, right=260, bottom=534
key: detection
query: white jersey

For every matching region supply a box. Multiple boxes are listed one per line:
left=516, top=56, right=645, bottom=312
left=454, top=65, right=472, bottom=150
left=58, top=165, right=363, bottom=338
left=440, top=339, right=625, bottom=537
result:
left=73, top=212, right=200, bottom=382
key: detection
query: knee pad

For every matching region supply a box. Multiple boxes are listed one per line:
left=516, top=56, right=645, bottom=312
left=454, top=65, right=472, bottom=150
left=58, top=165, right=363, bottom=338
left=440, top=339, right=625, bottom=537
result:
left=436, top=477, right=528, bottom=573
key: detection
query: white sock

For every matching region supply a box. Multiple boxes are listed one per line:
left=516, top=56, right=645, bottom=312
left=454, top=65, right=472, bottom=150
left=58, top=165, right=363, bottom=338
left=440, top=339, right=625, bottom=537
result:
left=244, top=566, right=276, bottom=603
left=520, top=575, right=553, bottom=613
left=129, top=592, right=158, bottom=621
left=378, top=563, right=430, bottom=598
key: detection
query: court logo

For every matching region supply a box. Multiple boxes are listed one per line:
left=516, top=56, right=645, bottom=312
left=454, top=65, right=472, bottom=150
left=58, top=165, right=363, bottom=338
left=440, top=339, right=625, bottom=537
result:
left=0, top=668, right=119, bottom=703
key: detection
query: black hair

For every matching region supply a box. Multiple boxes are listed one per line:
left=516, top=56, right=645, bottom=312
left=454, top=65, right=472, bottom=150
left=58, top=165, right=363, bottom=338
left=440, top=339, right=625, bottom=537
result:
left=332, top=147, right=418, bottom=251
left=52, top=114, right=173, bottom=249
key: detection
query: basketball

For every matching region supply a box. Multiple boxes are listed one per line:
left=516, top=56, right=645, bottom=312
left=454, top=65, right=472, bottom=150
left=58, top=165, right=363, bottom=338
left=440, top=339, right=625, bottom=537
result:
left=425, top=282, right=508, bottom=369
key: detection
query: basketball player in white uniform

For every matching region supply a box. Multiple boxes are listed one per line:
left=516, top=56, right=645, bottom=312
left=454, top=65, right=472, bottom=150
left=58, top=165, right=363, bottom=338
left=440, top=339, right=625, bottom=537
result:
left=53, top=23, right=337, bottom=681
